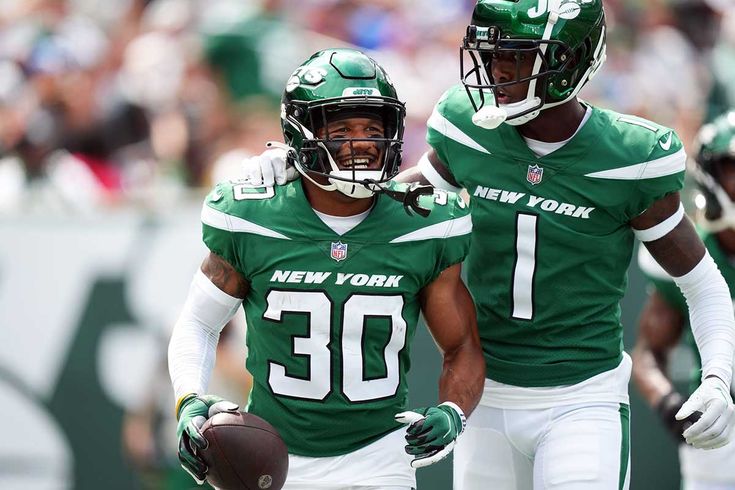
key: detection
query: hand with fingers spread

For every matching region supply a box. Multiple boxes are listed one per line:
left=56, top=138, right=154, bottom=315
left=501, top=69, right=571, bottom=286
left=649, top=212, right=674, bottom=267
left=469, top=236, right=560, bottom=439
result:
left=175, top=394, right=240, bottom=484
left=676, top=376, right=735, bottom=449
left=394, top=402, right=466, bottom=468
left=241, top=142, right=298, bottom=186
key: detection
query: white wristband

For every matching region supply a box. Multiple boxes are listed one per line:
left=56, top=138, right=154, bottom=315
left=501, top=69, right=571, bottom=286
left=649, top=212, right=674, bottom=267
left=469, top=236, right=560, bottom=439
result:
left=439, top=401, right=467, bottom=435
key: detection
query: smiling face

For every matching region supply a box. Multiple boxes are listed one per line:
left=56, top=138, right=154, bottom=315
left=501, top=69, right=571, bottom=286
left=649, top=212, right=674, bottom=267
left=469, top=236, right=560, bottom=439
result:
left=316, top=116, right=387, bottom=171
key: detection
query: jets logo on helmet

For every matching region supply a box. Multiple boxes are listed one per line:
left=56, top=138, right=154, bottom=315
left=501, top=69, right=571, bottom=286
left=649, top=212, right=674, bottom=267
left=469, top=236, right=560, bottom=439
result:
left=461, top=0, right=606, bottom=128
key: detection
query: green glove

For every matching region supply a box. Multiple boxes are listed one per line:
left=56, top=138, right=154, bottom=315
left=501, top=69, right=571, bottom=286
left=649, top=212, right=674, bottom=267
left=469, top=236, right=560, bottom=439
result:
left=175, top=393, right=239, bottom=485
left=394, top=402, right=466, bottom=468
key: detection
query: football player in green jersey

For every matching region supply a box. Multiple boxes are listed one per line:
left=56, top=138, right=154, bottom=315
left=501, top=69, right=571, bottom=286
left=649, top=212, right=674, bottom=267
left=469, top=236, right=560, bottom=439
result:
left=634, top=111, right=735, bottom=490
left=240, top=2, right=735, bottom=489
left=168, top=48, right=485, bottom=490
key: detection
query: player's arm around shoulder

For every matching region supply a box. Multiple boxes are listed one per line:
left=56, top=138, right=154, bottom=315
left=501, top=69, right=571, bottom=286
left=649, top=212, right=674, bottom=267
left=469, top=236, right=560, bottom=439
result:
left=395, top=149, right=462, bottom=192
left=631, top=190, right=735, bottom=450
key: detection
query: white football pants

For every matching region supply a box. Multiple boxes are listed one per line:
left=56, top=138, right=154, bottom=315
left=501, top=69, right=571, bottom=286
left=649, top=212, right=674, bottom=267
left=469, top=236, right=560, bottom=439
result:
left=282, top=427, right=415, bottom=490
left=454, top=401, right=631, bottom=490
left=681, top=437, right=735, bottom=490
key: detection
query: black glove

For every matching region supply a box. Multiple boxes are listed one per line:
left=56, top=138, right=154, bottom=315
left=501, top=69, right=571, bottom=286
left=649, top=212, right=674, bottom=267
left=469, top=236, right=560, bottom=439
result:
left=656, top=391, right=701, bottom=443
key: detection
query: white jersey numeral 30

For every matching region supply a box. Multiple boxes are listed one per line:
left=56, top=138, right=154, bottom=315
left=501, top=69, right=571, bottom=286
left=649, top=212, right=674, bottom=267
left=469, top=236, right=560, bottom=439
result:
left=264, top=291, right=407, bottom=401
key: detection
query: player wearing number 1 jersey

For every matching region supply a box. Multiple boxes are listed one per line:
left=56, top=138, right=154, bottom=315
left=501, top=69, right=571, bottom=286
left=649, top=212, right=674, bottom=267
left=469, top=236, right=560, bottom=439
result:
left=392, top=1, right=735, bottom=489
left=168, top=48, right=485, bottom=490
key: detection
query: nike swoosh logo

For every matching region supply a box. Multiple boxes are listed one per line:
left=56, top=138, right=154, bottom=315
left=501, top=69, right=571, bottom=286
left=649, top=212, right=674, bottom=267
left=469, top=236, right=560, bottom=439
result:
left=659, top=133, right=673, bottom=151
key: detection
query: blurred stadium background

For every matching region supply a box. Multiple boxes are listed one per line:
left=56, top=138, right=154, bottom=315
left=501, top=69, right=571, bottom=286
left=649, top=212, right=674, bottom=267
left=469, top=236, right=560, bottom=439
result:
left=1, top=0, right=733, bottom=488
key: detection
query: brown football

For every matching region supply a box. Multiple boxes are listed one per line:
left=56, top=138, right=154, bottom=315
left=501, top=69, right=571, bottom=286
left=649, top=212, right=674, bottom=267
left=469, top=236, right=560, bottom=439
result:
left=198, top=411, right=289, bottom=490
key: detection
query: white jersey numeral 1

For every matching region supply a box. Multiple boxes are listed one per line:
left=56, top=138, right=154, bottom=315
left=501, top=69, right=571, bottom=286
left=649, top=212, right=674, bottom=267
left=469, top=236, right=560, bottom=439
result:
left=512, top=214, right=538, bottom=320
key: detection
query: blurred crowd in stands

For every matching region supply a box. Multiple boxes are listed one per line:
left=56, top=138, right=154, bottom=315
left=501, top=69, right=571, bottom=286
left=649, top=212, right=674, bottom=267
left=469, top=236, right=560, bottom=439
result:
left=0, top=0, right=733, bottom=215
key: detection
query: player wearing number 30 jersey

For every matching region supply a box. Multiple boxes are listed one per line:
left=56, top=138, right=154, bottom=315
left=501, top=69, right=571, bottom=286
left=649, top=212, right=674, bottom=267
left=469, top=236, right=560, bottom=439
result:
left=168, top=48, right=485, bottom=490
left=201, top=178, right=471, bottom=456
left=237, top=3, right=735, bottom=488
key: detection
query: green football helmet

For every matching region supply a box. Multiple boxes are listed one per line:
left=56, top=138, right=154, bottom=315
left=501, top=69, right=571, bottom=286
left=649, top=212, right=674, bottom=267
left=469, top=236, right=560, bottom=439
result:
left=281, top=48, right=406, bottom=199
left=461, top=0, right=606, bottom=128
left=692, top=111, right=735, bottom=231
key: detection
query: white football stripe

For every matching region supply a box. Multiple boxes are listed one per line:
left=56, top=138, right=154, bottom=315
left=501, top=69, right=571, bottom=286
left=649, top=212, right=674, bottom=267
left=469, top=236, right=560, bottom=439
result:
left=390, top=215, right=473, bottom=243
left=428, top=108, right=492, bottom=155
left=585, top=148, right=686, bottom=180
left=617, top=116, right=658, bottom=132
left=201, top=204, right=291, bottom=240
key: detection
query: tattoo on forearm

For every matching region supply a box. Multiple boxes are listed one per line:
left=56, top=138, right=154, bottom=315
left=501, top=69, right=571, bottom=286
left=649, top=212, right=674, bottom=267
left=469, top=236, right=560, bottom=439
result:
left=202, top=253, right=249, bottom=298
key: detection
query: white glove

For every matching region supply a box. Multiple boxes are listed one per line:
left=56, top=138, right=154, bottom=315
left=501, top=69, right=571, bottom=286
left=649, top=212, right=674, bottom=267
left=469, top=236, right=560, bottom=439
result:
left=241, top=142, right=298, bottom=186
left=676, top=376, right=735, bottom=449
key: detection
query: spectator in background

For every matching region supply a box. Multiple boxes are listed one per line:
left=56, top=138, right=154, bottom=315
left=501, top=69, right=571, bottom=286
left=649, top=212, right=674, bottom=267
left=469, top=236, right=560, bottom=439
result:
left=4, top=0, right=726, bottom=213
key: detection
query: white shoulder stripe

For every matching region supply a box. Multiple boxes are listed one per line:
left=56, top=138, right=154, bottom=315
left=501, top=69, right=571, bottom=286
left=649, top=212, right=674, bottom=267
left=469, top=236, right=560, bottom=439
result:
left=201, top=204, right=291, bottom=240
left=428, top=108, right=491, bottom=155
left=390, top=214, right=472, bottom=243
left=617, top=116, right=658, bottom=132
left=585, top=148, right=686, bottom=180
left=636, top=245, right=672, bottom=281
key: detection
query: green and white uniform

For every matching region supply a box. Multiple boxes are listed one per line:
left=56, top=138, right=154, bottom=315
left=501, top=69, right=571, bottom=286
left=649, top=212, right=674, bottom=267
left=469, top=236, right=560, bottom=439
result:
left=639, top=236, right=735, bottom=488
left=428, top=85, right=685, bottom=387
left=200, top=179, right=471, bottom=459
left=425, top=86, right=686, bottom=490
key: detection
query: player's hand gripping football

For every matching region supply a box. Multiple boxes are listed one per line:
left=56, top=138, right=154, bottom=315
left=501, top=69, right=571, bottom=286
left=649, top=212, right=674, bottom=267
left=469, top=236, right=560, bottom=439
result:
left=176, top=394, right=240, bottom=484
left=394, top=402, right=466, bottom=468
left=675, top=376, right=735, bottom=449
left=242, top=142, right=298, bottom=186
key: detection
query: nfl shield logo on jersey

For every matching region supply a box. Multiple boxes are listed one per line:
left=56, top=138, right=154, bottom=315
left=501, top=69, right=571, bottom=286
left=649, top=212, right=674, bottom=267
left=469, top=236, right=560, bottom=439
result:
left=330, top=241, right=348, bottom=262
left=527, top=164, right=544, bottom=185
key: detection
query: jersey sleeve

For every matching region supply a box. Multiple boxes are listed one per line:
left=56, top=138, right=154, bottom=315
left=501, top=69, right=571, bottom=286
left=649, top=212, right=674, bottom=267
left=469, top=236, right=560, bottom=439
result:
left=434, top=191, right=472, bottom=277
left=426, top=88, right=455, bottom=170
left=628, top=130, right=686, bottom=217
left=200, top=182, right=245, bottom=274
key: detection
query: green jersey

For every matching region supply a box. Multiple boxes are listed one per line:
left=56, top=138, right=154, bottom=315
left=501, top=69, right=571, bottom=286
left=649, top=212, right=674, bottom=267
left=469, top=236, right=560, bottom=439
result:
left=200, top=179, right=471, bottom=456
left=427, top=85, right=686, bottom=387
left=640, top=232, right=735, bottom=394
